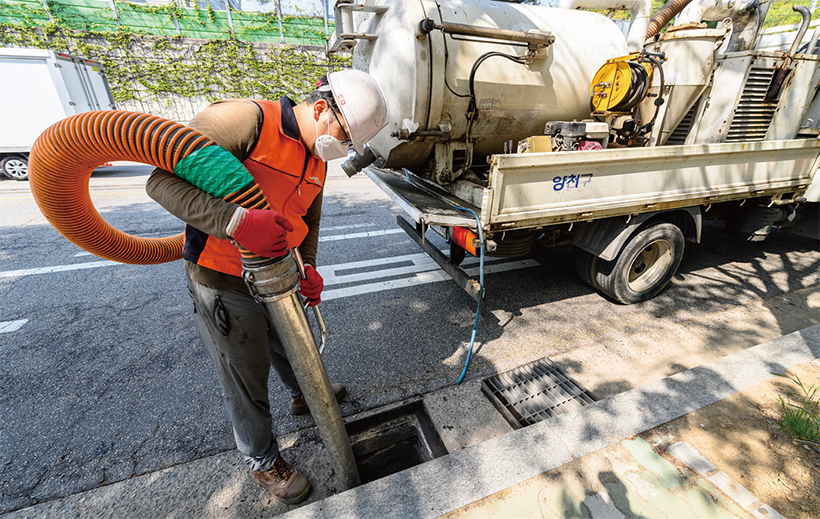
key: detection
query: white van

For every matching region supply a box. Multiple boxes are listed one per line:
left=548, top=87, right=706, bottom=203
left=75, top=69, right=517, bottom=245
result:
left=0, top=48, right=116, bottom=180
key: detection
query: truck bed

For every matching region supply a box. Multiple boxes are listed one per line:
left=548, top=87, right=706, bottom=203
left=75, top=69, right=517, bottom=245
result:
left=368, top=139, right=820, bottom=233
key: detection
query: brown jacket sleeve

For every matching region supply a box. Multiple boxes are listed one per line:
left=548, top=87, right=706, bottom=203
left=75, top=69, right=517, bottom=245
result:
left=145, top=99, right=263, bottom=238
left=300, top=187, right=324, bottom=267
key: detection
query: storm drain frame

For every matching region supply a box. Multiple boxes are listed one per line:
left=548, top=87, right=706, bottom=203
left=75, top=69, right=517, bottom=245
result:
left=482, top=357, right=597, bottom=428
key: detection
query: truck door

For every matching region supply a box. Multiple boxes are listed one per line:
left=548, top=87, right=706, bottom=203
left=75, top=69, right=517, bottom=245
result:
left=54, top=53, right=98, bottom=112
left=81, top=59, right=117, bottom=110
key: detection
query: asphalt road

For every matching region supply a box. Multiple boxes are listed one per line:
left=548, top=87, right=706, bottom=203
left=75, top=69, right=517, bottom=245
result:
left=1, top=164, right=818, bottom=514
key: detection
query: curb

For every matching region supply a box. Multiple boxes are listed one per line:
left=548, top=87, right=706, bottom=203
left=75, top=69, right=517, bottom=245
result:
left=279, top=324, right=820, bottom=519
left=666, top=442, right=787, bottom=519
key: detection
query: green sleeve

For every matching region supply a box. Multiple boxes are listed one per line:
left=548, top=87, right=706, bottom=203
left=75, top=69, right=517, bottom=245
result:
left=145, top=99, right=264, bottom=238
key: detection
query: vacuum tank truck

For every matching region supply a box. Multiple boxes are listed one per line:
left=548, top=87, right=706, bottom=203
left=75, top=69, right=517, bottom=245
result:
left=331, top=0, right=820, bottom=304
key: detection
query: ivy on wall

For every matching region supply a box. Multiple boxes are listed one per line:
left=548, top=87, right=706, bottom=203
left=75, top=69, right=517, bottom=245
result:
left=0, top=16, right=349, bottom=109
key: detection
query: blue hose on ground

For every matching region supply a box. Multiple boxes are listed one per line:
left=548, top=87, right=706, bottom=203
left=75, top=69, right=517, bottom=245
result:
left=402, top=169, right=484, bottom=384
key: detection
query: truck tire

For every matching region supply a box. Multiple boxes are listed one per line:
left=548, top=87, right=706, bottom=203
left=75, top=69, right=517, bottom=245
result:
left=574, top=248, right=600, bottom=290
left=1, top=155, right=28, bottom=181
left=592, top=222, right=684, bottom=304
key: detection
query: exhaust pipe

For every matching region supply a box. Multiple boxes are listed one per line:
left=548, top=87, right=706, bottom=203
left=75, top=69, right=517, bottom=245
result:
left=243, top=251, right=360, bottom=490
left=766, top=5, right=812, bottom=100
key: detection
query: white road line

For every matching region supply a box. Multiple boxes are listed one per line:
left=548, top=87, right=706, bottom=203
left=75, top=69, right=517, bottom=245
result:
left=318, top=229, right=405, bottom=242
left=318, top=253, right=429, bottom=274
left=321, top=223, right=376, bottom=231
left=320, top=254, right=534, bottom=287
left=0, top=261, right=119, bottom=279
left=0, top=319, right=29, bottom=333
left=323, top=259, right=439, bottom=285
left=324, top=270, right=450, bottom=301
left=323, top=258, right=539, bottom=300
left=2, top=230, right=409, bottom=279
left=1, top=240, right=540, bottom=300
left=319, top=253, right=430, bottom=282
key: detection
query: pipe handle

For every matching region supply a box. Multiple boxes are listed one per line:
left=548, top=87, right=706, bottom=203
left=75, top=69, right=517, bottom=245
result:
left=293, top=247, right=328, bottom=354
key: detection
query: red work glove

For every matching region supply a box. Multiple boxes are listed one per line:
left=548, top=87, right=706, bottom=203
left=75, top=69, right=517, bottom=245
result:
left=230, top=208, right=294, bottom=258
left=299, top=265, right=323, bottom=306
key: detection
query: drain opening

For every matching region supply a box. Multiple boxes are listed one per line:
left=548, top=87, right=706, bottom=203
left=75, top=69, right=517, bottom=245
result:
left=345, top=401, right=447, bottom=484
left=482, top=357, right=597, bottom=428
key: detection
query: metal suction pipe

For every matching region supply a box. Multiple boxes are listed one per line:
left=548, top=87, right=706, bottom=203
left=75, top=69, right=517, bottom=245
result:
left=242, top=252, right=360, bottom=490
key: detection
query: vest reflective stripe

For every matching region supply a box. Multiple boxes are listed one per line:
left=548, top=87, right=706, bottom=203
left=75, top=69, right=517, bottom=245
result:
left=188, top=99, right=326, bottom=278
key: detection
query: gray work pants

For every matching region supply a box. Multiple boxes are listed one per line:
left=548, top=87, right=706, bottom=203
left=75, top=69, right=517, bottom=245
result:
left=186, top=274, right=301, bottom=472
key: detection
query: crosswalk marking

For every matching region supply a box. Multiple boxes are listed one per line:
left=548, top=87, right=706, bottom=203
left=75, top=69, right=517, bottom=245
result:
left=318, top=228, right=404, bottom=242
left=323, top=258, right=539, bottom=301
left=2, top=230, right=408, bottom=279
left=319, top=253, right=432, bottom=284
left=1, top=228, right=540, bottom=300
left=319, top=253, right=538, bottom=288
left=321, top=223, right=376, bottom=231
left=318, top=252, right=429, bottom=273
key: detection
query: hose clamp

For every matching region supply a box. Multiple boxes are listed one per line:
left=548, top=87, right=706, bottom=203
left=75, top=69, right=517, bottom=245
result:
left=243, top=271, right=262, bottom=304
left=241, top=252, right=300, bottom=303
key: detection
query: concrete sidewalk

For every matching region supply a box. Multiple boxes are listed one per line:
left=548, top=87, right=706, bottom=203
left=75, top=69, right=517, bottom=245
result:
left=439, top=435, right=790, bottom=519
left=3, top=325, right=818, bottom=519
left=278, top=324, right=819, bottom=519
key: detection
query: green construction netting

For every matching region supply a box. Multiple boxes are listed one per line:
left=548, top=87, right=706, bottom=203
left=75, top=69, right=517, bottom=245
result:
left=0, top=0, right=331, bottom=44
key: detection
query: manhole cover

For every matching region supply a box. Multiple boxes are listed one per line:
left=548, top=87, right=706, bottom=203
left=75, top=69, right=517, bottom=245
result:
left=482, top=358, right=597, bottom=428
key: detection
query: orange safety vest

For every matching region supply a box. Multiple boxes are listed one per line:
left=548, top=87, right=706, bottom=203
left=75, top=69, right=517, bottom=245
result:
left=183, top=98, right=326, bottom=277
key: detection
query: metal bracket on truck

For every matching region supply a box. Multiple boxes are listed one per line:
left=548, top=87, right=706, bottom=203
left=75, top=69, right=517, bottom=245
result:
left=366, top=167, right=483, bottom=302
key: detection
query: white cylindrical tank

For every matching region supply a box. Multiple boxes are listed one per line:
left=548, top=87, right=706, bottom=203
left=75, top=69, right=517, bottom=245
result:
left=349, top=0, right=630, bottom=172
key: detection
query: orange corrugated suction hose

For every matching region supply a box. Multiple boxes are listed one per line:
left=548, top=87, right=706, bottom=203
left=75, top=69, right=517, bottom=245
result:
left=29, top=111, right=268, bottom=264
left=646, top=0, right=695, bottom=40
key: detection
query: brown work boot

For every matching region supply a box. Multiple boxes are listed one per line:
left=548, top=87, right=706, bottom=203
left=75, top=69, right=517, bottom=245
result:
left=251, top=456, right=311, bottom=505
left=290, top=383, right=347, bottom=415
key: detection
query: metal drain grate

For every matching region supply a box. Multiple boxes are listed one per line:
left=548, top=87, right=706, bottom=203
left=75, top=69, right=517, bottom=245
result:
left=482, top=358, right=597, bottom=428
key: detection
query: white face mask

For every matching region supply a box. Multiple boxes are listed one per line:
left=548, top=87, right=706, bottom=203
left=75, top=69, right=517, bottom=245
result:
left=314, top=112, right=350, bottom=161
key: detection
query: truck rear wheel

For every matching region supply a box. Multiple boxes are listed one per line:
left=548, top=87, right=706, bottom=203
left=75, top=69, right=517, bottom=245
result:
left=574, top=248, right=600, bottom=290
left=590, top=222, right=684, bottom=304
left=1, top=155, right=28, bottom=181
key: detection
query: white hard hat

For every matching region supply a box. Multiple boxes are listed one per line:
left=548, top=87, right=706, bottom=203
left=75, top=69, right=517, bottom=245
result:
left=327, top=70, right=389, bottom=154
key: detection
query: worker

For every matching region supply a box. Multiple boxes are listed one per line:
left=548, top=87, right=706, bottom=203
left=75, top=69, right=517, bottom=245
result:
left=146, top=70, right=389, bottom=505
